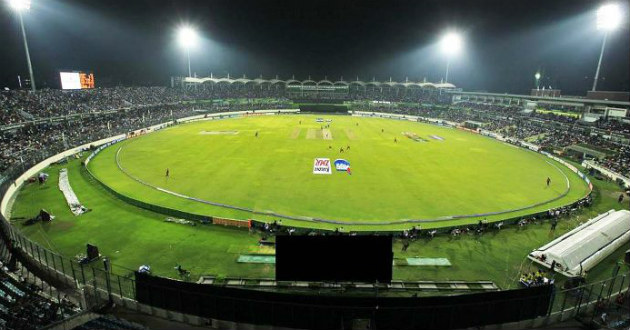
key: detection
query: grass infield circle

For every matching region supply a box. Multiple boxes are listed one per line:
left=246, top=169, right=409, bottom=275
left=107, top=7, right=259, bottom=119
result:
left=88, top=114, right=590, bottom=230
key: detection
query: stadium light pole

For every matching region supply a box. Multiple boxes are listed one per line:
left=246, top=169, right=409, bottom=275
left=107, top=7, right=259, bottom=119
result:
left=440, top=32, right=462, bottom=84
left=535, top=72, right=541, bottom=90
left=8, top=0, right=36, bottom=91
left=178, top=26, right=198, bottom=78
left=592, top=3, right=622, bottom=91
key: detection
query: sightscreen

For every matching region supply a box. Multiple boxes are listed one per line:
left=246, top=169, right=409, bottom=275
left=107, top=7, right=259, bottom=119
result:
left=298, top=104, right=349, bottom=112
left=275, top=235, right=393, bottom=282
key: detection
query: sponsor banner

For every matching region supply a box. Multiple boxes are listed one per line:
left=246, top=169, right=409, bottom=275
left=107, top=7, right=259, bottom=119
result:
left=334, top=159, right=350, bottom=171
left=457, top=126, right=479, bottom=134
left=521, top=142, right=540, bottom=152
left=213, top=217, right=250, bottom=228
left=550, top=155, right=578, bottom=174
left=243, top=112, right=265, bottom=117
left=403, top=132, right=428, bottom=142
left=85, top=137, right=126, bottom=165
left=316, top=118, right=324, bottom=123
left=313, top=158, right=332, bottom=174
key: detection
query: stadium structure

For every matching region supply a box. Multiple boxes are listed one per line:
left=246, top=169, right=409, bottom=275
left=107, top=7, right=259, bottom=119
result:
left=2, top=1, right=629, bottom=328
left=0, top=73, right=629, bottom=329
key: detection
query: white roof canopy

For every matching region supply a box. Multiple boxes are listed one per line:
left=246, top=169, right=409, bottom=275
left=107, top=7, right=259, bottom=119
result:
left=529, top=209, right=630, bottom=278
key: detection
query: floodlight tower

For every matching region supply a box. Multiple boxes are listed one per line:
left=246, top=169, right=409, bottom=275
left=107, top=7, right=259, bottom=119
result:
left=178, top=26, right=198, bottom=78
left=440, top=32, right=462, bottom=84
left=592, top=3, right=623, bottom=91
left=8, top=0, right=36, bottom=91
left=535, top=72, right=541, bottom=90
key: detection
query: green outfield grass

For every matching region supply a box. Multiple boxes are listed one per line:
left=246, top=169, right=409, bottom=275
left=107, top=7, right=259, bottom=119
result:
left=87, top=115, right=589, bottom=230
left=8, top=157, right=628, bottom=287
left=7, top=114, right=627, bottom=288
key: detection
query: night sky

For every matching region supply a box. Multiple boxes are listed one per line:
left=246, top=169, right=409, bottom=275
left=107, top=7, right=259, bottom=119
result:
left=1, top=0, right=628, bottom=95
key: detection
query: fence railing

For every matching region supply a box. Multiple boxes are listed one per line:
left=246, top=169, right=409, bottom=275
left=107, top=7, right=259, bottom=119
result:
left=2, top=209, right=628, bottom=319
left=0, top=220, right=137, bottom=307
left=549, top=272, right=629, bottom=319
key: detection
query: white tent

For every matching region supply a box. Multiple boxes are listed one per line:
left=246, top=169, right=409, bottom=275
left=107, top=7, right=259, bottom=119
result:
left=528, top=209, right=630, bottom=278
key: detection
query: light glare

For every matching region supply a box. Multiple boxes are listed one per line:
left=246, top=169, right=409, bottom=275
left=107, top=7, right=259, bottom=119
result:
left=597, top=3, right=622, bottom=31
left=178, top=26, right=198, bottom=49
left=441, top=32, right=462, bottom=56
left=8, top=0, right=31, bottom=11
left=535, top=73, right=541, bottom=80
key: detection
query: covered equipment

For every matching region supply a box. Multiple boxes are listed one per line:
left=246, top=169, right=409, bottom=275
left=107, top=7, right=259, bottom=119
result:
left=528, top=209, right=630, bottom=278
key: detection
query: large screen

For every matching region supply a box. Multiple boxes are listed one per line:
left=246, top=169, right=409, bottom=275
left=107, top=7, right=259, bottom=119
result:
left=60, top=71, right=95, bottom=90
left=275, top=235, right=393, bottom=283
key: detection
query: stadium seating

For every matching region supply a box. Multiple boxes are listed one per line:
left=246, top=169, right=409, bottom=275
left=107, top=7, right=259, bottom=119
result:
left=1, top=85, right=629, bottom=188
left=0, top=265, right=81, bottom=329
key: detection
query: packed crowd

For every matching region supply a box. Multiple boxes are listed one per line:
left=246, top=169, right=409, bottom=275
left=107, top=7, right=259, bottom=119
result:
left=1, top=86, right=629, bottom=181
left=0, top=86, right=293, bottom=120
left=600, top=145, right=630, bottom=178
left=0, top=104, right=196, bottom=173
left=0, top=84, right=448, bottom=122
left=1, top=87, right=181, bottom=118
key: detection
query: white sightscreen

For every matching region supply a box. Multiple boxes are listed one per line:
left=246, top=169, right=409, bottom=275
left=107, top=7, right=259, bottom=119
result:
left=60, top=72, right=82, bottom=90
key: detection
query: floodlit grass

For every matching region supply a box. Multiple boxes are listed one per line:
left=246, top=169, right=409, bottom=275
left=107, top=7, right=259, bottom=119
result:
left=8, top=115, right=627, bottom=287
left=89, top=115, right=589, bottom=230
